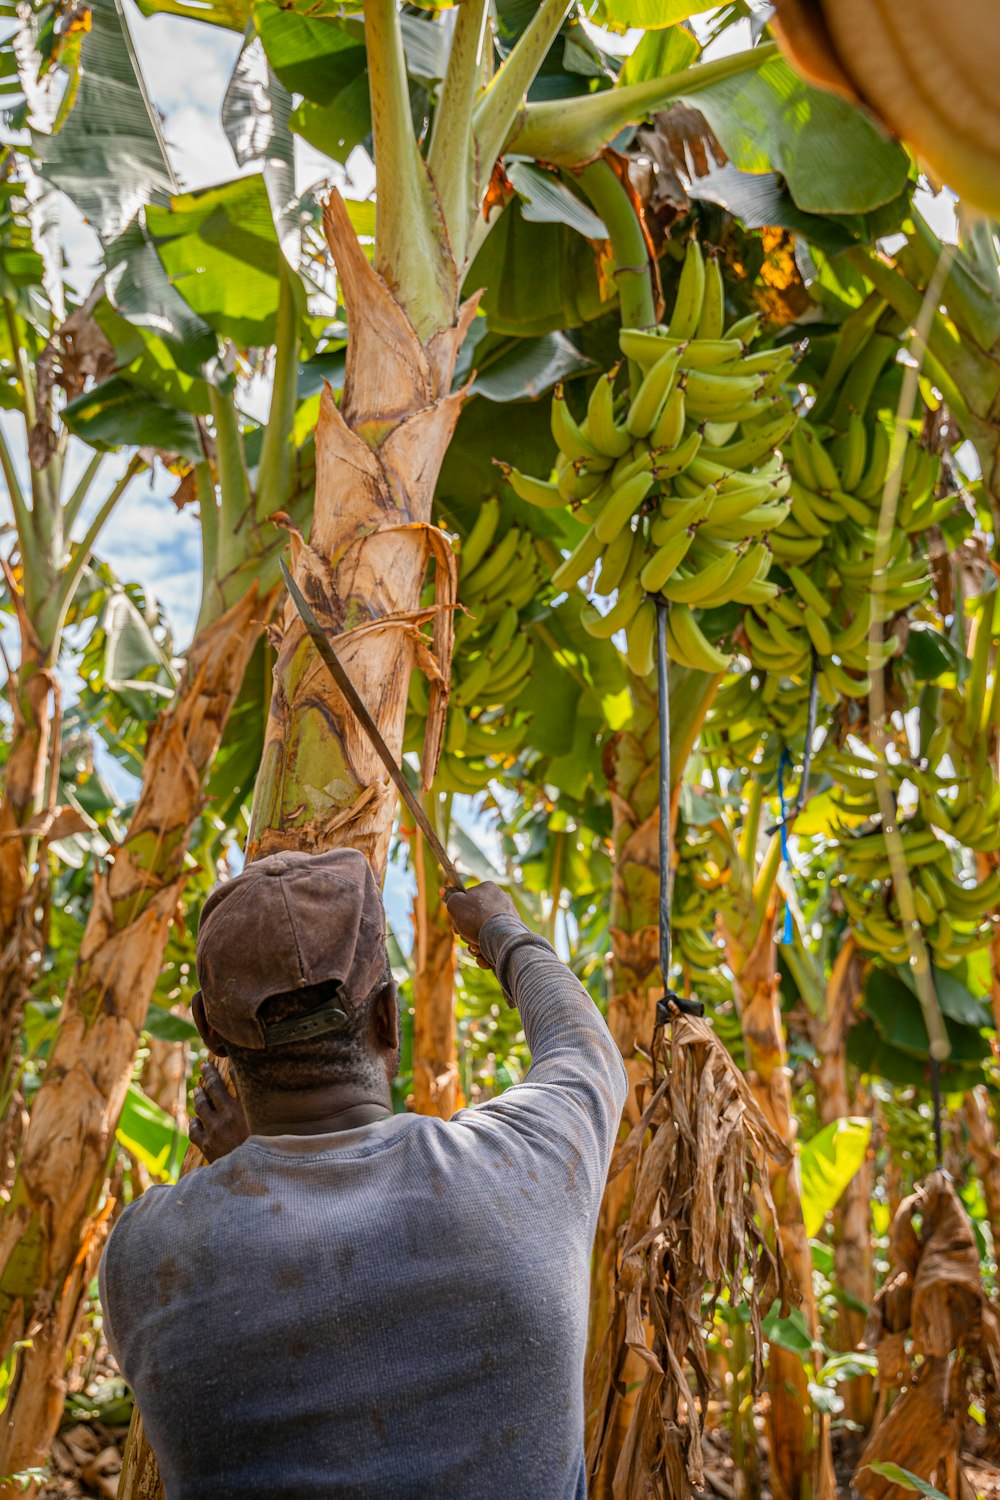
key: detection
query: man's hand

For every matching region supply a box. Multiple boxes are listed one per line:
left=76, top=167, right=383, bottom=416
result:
left=189, top=1061, right=249, bottom=1163
left=444, top=882, right=518, bottom=965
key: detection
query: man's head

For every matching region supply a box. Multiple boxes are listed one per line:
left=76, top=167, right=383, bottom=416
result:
left=192, top=850, right=400, bottom=1116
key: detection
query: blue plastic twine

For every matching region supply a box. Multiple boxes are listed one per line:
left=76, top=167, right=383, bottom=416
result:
left=777, top=748, right=794, bottom=945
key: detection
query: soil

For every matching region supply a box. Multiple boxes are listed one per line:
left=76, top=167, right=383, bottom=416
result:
left=36, top=1418, right=998, bottom=1499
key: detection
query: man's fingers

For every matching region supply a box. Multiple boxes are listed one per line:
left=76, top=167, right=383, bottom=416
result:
left=201, top=1063, right=229, bottom=1104
left=189, top=1117, right=206, bottom=1149
left=192, top=1086, right=213, bottom=1121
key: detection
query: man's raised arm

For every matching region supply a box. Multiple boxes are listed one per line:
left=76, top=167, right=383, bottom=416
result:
left=444, top=883, right=628, bottom=1188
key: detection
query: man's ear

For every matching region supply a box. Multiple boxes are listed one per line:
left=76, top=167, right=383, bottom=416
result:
left=371, top=979, right=399, bottom=1051
left=192, top=991, right=231, bottom=1058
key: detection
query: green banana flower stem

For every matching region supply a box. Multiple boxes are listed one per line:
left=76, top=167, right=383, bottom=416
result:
left=506, top=42, right=777, bottom=167
left=577, top=159, right=656, bottom=393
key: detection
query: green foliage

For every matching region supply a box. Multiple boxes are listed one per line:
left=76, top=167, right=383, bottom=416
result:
left=116, top=1086, right=186, bottom=1183
left=28, top=0, right=175, bottom=236
left=861, top=1466, right=949, bottom=1499
left=685, top=54, right=911, bottom=216
left=798, top=1118, right=872, bottom=1237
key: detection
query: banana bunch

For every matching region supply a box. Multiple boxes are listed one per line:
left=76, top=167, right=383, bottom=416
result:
left=829, top=751, right=998, bottom=966
left=735, top=403, right=941, bottom=702
left=837, top=825, right=996, bottom=968
left=928, top=588, right=1000, bottom=765
left=499, top=238, right=801, bottom=677
left=878, top=1095, right=938, bottom=1187
left=706, top=666, right=842, bottom=768
left=405, top=498, right=541, bottom=794
left=670, top=820, right=734, bottom=1005
left=829, top=748, right=1000, bottom=854
left=914, top=589, right=1000, bottom=854
left=770, top=413, right=947, bottom=569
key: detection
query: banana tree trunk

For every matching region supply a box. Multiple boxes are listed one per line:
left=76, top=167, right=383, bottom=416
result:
left=965, top=1086, right=1000, bottom=1255
left=0, top=585, right=267, bottom=1494
left=730, top=913, right=829, bottom=1500
left=246, top=195, right=467, bottom=879
left=813, top=940, right=874, bottom=1428
left=587, top=668, right=718, bottom=1499
left=410, top=803, right=460, bottom=1120
left=0, top=617, right=54, bottom=1113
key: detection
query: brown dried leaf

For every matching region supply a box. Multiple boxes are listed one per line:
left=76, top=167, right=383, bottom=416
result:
left=857, top=1171, right=999, bottom=1495
left=853, top=1357, right=963, bottom=1500
left=588, top=1015, right=786, bottom=1498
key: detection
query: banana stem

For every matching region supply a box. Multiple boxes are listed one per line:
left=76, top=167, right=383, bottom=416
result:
left=506, top=42, right=776, bottom=166
left=577, top=159, right=656, bottom=392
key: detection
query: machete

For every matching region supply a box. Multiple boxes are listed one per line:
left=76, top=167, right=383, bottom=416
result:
left=279, top=560, right=465, bottom=892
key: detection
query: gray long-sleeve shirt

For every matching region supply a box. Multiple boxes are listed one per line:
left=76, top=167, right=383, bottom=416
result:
left=99, top=914, right=628, bottom=1500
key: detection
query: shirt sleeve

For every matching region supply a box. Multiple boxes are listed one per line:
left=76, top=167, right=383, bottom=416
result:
left=466, top=914, right=628, bottom=1205
left=98, top=1218, right=126, bottom=1374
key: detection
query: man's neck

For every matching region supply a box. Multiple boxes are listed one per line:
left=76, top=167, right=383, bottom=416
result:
left=246, top=1081, right=394, bottom=1139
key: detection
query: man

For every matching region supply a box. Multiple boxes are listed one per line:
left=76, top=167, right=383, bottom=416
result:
left=100, top=848, right=627, bottom=1500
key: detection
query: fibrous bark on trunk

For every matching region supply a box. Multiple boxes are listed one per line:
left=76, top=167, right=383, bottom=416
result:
left=0, top=598, right=55, bottom=1119
left=965, top=1085, right=1000, bottom=1258
left=813, top=939, right=874, bottom=1427
left=0, top=586, right=268, bottom=1494
left=246, top=195, right=466, bottom=879
left=727, top=909, right=832, bottom=1500
left=410, top=806, right=460, bottom=1120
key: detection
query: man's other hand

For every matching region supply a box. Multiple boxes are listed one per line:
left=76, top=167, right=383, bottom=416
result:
left=444, top=882, right=518, bottom=962
left=189, top=1061, right=250, bottom=1163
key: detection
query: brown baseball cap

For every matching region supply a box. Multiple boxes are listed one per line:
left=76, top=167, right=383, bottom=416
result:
left=195, top=849, right=387, bottom=1050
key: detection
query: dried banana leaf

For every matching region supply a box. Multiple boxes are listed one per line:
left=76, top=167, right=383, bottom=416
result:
left=854, top=1169, right=1000, bottom=1500
left=588, top=1013, right=789, bottom=1500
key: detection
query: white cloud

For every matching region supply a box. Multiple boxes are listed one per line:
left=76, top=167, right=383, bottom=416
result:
left=124, top=0, right=243, bottom=193
left=125, top=2, right=240, bottom=119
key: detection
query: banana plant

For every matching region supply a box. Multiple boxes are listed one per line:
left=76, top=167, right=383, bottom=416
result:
left=6, top=1, right=923, bottom=1492
left=0, top=0, right=180, bottom=1133
left=0, top=34, right=329, bottom=1488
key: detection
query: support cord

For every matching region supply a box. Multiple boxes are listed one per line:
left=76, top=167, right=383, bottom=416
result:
left=655, top=597, right=704, bottom=1024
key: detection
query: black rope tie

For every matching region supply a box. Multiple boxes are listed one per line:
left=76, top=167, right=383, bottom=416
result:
left=653, top=596, right=704, bottom=1027
left=930, top=1053, right=944, bottom=1168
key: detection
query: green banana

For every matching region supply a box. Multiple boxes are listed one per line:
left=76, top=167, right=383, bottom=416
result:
left=640, top=527, right=695, bottom=593
left=550, top=526, right=605, bottom=592
left=626, top=346, right=682, bottom=438
left=684, top=366, right=764, bottom=416
left=581, top=578, right=644, bottom=639
left=667, top=603, right=731, bottom=672
left=652, top=427, right=703, bottom=480
left=660, top=546, right=742, bottom=605
left=786, top=565, right=832, bottom=619
left=668, top=239, right=706, bottom=340
left=551, top=384, right=597, bottom=462
left=499, top=463, right=567, bottom=509
left=461, top=497, right=501, bottom=574
left=594, top=471, right=655, bottom=544
left=587, top=367, right=633, bottom=458
left=595, top=521, right=641, bottom=596
left=463, top=525, right=522, bottom=598
left=697, top=250, right=725, bottom=340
